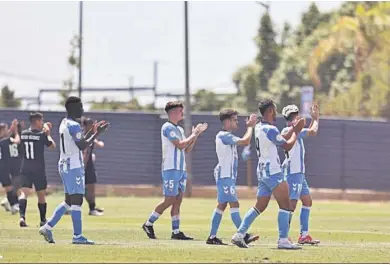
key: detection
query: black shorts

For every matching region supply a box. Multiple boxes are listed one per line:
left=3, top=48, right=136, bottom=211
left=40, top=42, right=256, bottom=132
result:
left=0, top=169, right=12, bottom=187
left=21, top=171, right=47, bottom=191
left=85, top=166, right=97, bottom=185
left=9, top=160, right=22, bottom=178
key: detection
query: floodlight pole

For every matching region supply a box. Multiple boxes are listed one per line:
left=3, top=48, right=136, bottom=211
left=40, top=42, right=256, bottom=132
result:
left=184, top=1, right=193, bottom=197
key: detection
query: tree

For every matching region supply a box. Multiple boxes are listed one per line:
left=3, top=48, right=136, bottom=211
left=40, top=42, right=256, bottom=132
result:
left=60, top=34, right=80, bottom=105
left=258, top=3, right=331, bottom=108
left=255, top=12, right=280, bottom=93
left=280, top=22, right=292, bottom=49
left=1, top=85, right=21, bottom=108
left=232, top=64, right=262, bottom=112
left=192, top=89, right=225, bottom=112
left=309, top=3, right=390, bottom=89
left=295, top=3, right=328, bottom=46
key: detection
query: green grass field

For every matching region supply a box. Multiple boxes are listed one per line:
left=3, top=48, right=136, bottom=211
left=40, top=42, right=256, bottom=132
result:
left=0, top=195, right=390, bottom=263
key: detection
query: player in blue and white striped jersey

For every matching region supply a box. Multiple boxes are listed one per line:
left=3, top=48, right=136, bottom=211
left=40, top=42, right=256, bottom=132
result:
left=142, top=101, right=208, bottom=240
left=231, top=99, right=305, bottom=249
left=206, top=109, right=259, bottom=245
left=281, top=103, right=320, bottom=245
left=39, top=96, right=109, bottom=245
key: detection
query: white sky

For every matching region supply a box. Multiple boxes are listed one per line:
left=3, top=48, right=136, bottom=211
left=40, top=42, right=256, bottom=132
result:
left=0, top=1, right=343, bottom=110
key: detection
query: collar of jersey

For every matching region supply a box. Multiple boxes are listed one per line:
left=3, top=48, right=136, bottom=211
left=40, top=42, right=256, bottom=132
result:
left=28, top=127, right=41, bottom=132
left=260, top=120, right=271, bottom=125
left=168, top=121, right=178, bottom=127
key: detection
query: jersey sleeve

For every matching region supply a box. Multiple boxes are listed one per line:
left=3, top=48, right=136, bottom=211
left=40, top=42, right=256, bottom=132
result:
left=162, top=124, right=180, bottom=141
left=298, top=128, right=309, bottom=139
left=219, top=133, right=240, bottom=145
left=266, top=127, right=287, bottom=146
left=281, top=127, right=290, bottom=135
left=42, top=133, right=53, bottom=147
left=68, top=122, right=83, bottom=142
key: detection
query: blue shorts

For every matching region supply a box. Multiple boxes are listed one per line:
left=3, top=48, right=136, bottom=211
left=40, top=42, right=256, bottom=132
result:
left=161, top=169, right=187, bottom=196
left=59, top=165, right=85, bottom=195
left=257, top=172, right=286, bottom=197
left=216, top=177, right=238, bottom=203
left=287, top=173, right=311, bottom=200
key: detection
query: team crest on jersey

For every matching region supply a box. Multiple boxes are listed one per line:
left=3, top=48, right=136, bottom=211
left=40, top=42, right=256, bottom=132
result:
left=170, top=131, right=177, bottom=138
left=76, top=132, right=82, bottom=140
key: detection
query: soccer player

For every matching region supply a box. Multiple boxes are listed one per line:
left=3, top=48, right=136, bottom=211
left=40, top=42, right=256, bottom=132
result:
left=39, top=96, right=109, bottom=244
left=0, top=120, right=21, bottom=214
left=281, top=103, right=320, bottom=245
left=82, top=117, right=105, bottom=216
left=1, top=121, right=23, bottom=213
left=206, top=110, right=259, bottom=245
left=142, top=101, right=208, bottom=240
left=231, top=99, right=305, bottom=249
left=18, top=112, right=56, bottom=227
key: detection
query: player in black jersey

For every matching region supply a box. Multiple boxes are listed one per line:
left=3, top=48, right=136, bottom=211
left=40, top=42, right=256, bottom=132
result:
left=1, top=121, right=24, bottom=213
left=10, top=122, right=24, bottom=186
left=0, top=120, right=21, bottom=214
left=18, top=112, right=56, bottom=227
left=82, top=117, right=105, bottom=216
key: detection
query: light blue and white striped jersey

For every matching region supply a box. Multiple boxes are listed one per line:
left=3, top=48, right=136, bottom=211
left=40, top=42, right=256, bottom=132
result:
left=254, top=122, right=286, bottom=176
left=59, top=118, right=84, bottom=170
left=214, top=131, right=239, bottom=181
left=281, top=127, right=308, bottom=174
left=161, top=122, right=186, bottom=172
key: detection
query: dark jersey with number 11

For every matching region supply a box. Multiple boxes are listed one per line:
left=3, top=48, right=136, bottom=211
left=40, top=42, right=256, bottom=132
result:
left=20, top=128, right=53, bottom=174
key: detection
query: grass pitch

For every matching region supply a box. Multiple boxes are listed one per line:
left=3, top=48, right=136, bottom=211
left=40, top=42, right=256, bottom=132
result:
left=0, top=195, right=390, bottom=263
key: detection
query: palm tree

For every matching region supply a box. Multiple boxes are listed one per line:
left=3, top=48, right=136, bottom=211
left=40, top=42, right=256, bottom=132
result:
left=308, top=2, right=390, bottom=89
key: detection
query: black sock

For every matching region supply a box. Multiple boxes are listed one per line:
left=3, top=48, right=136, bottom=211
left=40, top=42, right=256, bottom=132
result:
left=6, top=191, right=18, bottom=206
left=88, top=201, right=96, bottom=211
left=19, top=199, right=27, bottom=219
left=38, top=203, right=47, bottom=222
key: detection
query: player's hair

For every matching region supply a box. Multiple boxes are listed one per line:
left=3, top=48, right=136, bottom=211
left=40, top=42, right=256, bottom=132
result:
left=29, top=112, right=43, bottom=123
left=258, top=99, right=275, bottom=116
left=286, top=112, right=299, bottom=122
left=219, top=109, right=239, bottom=122
left=165, top=101, right=184, bottom=113
left=65, top=96, right=81, bottom=111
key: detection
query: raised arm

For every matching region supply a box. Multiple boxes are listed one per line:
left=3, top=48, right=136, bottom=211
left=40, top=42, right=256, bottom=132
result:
left=10, top=120, right=20, bottom=144
left=185, top=123, right=208, bottom=153
left=280, top=132, right=298, bottom=151
left=281, top=126, right=294, bottom=141
left=71, top=121, right=109, bottom=151
left=235, top=114, right=258, bottom=146
left=10, top=132, right=21, bottom=144
left=7, top=119, right=18, bottom=139
left=267, top=119, right=305, bottom=152
left=164, top=124, right=203, bottom=150
left=305, top=103, right=320, bottom=136
left=43, top=122, right=56, bottom=149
